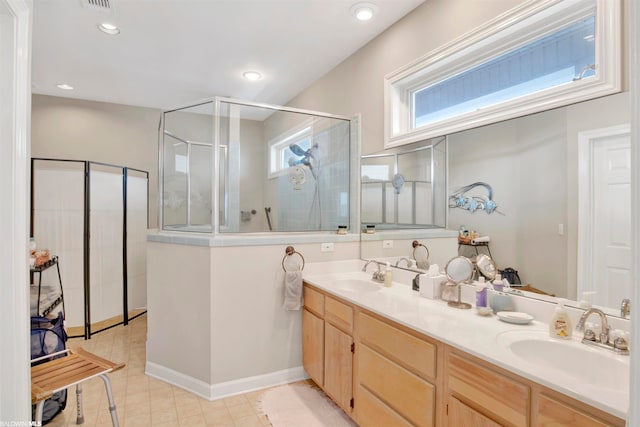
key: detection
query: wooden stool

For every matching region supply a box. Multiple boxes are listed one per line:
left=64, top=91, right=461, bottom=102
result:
left=31, top=347, right=125, bottom=426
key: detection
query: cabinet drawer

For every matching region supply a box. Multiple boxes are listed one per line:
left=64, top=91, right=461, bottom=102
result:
left=448, top=395, right=501, bottom=427
left=325, top=295, right=353, bottom=333
left=359, top=312, right=436, bottom=379
left=536, top=394, right=621, bottom=427
left=359, top=343, right=435, bottom=427
left=447, top=351, right=528, bottom=427
left=303, top=285, right=324, bottom=316
left=357, top=385, right=412, bottom=427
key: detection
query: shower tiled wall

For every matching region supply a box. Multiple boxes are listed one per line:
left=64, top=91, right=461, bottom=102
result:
left=276, top=120, right=350, bottom=231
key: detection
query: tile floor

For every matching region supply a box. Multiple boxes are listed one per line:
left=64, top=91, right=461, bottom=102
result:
left=46, top=314, right=291, bottom=427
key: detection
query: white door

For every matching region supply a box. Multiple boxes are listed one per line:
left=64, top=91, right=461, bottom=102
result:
left=577, top=125, right=631, bottom=310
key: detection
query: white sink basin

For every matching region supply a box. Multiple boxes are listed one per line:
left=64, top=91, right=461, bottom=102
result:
left=333, top=278, right=383, bottom=293
left=306, top=271, right=383, bottom=294
left=497, top=330, right=629, bottom=391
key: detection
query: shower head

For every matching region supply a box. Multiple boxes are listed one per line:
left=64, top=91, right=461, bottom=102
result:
left=289, top=143, right=308, bottom=157
left=289, top=142, right=318, bottom=180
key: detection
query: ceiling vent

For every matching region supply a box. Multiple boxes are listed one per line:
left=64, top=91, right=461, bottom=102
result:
left=80, top=0, right=115, bottom=14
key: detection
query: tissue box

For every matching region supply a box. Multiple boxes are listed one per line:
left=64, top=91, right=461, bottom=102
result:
left=419, top=273, right=445, bottom=299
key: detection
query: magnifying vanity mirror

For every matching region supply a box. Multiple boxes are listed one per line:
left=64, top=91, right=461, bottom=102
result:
left=475, top=253, right=497, bottom=281
left=444, top=256, right=473, bottom=309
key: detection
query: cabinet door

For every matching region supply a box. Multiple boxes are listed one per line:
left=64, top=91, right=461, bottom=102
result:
left=302, top=308, right=324, bottom=387
left=448, top=396, right=502, bottom=427
left=324, top=322, right=353, bottom=411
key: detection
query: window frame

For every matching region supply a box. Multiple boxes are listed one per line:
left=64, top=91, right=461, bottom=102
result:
left=267, top=122, right=313, bottom=179
left=384, top=0, right=621, bottom=148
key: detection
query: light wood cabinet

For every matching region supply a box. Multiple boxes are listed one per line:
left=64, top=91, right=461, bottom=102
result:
left=357, top=385, right=413, bottom=427
left=302, top=283, right=625, bottom=427
left=445, top=348, right=529, bottom=426
left=302, top=283, right=354, bottom=415
left=356, top=312, right=439, bottom=427
left=324, top=323, right=353, bottom=410
left=302, top=308, right=324, bottom=387
left=444, top=347, right=625, bottom=427
left=447, top=395, right=502, bottom=427
left=533, top=393, right=624, bottom=427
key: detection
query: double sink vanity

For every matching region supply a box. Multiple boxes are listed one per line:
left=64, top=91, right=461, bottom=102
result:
left=302, top=260, right=629, bottom=427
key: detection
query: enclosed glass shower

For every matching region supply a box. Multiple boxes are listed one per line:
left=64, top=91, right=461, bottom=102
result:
left=160, top=97, right=352, bottom=233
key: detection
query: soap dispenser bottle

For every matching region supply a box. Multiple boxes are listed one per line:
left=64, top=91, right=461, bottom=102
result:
left=549, top=299, right=572, bottom=339
left=492, top=273, right=504, bottom=292
left=475, top=277, right=488, bottom=307
left=384, top=262, right=393, bottom=287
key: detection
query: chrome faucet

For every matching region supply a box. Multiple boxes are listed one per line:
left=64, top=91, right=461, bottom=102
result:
left=362, top=260, right=384, bottom=282
left=621, top=298, right=630, bottom=318
left=395, top=257, right=414, bottom=268
left=576, top=308, right=629, bottom=354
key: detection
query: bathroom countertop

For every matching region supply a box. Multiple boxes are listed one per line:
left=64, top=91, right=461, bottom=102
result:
left=303, top=260, right=629, bottom=420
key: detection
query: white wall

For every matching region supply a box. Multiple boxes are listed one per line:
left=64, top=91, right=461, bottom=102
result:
left=31, top=94, right=160, bottom=227
left=286, top=0, right=524, bottom=154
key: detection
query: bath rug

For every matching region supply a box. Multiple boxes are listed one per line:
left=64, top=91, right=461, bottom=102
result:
left=257, top=383, right=357, bottom=427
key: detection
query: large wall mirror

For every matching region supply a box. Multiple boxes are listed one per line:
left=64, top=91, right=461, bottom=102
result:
left=360, top=91, right=631, bottom=318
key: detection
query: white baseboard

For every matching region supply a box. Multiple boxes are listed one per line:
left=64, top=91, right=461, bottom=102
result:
left=145, top=361, right=309, bottom=401
left=146, top=361, right=212, bottom=399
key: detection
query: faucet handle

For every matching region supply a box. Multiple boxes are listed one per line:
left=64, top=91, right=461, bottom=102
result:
left=613, top=337, right=629, bottom=352
left=583, top=329, right=596, bottom=341
left=621, top=298, right=631, bottom=318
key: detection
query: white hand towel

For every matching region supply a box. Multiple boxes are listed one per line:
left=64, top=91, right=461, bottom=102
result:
left=416, top=260, right=430, bottom=270
left=284, top=271, right=303, bottom=310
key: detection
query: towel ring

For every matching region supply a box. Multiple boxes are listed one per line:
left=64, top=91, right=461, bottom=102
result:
left=282, top=246, right=305, bottom=272
left=412, top=240, right=430, bottom=261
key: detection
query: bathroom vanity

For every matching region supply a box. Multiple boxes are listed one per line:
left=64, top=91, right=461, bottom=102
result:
left=302, top=265, right=628, bottom=427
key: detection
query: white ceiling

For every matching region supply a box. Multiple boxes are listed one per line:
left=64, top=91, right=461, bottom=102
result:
left=31, top=0, right=425, bottom=111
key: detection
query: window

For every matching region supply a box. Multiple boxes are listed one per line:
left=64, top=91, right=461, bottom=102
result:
left=268, top=125, right=312, bottom=177
left=384, top=0, right=621, bottom=148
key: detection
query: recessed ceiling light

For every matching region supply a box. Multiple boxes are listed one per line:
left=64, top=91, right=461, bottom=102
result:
left=243, top=71, right=262, bottom=81
left=56, top=83, right=74, bottom=90
left=350, top=2, right=377, bottom=21
left=98, top=22, right=120, bottom=35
